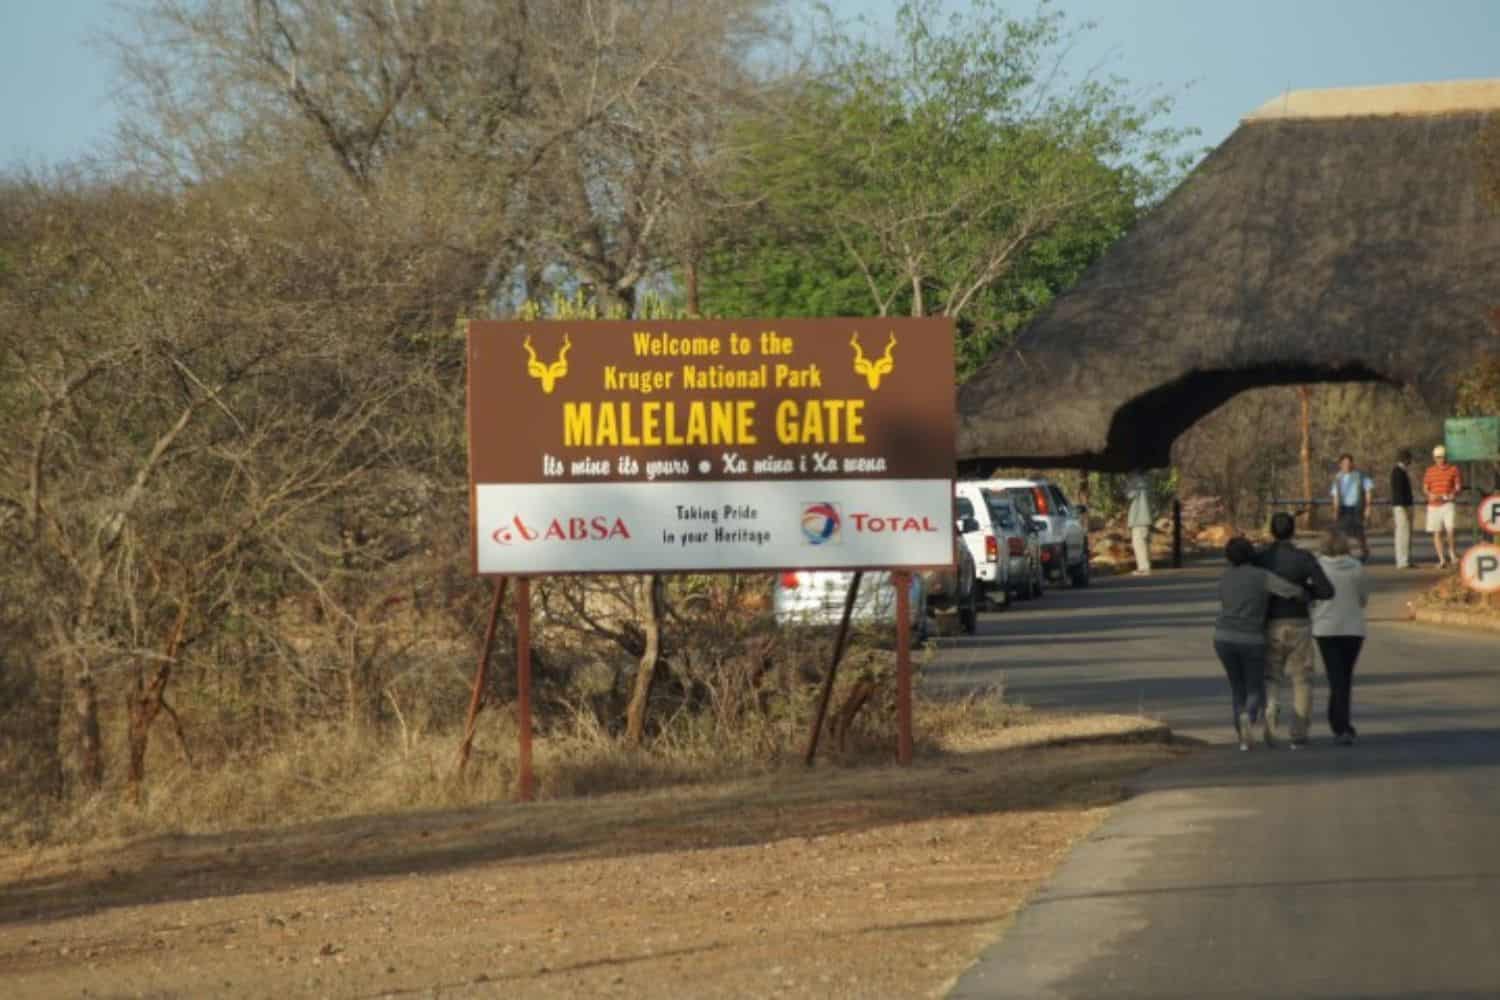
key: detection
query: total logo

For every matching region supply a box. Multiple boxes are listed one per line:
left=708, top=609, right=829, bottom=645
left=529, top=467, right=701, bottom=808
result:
left=801, top=503, right=938, bottom=544
left=492, top=514, right=631, bottom=545
left=801, top=502, right=842, bottom=545
left=850, top=513, right=938, bottom=534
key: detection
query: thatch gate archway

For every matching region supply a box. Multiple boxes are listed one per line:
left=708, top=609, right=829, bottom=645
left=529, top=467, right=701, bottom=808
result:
left=957, top=80, right=1500, bottom=474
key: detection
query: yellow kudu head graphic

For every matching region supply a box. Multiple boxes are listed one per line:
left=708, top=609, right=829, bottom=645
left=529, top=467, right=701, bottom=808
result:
left=523, top=333, right=571, bottom=393
left=850, top=332, right=897, bottom=390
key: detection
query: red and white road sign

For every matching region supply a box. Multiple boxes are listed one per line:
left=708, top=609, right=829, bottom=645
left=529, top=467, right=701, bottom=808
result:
left=1460, top=543, right=1500, bottom=594
left=1478, top=492, right=1500, bottom=536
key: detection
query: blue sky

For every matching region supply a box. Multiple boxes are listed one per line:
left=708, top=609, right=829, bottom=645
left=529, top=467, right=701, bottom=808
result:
left=2, top=0, right=1497, bottom=168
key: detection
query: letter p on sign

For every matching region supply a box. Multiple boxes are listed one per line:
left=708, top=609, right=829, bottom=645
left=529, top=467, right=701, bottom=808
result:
left=1481, top=492, right=1500, bottom=536
left=1461, top=543, right=1500, bottom=594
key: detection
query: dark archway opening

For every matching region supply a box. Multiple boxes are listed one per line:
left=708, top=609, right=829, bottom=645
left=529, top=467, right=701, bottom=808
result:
left=958, top=361, right=1392, bottom=475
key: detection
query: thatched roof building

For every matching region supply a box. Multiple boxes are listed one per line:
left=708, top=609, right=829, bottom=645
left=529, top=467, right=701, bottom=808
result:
left=957, top=79, right=1500, bottom=473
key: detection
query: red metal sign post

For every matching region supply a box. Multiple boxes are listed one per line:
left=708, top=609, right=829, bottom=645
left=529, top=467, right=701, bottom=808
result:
left=456, top=577, right=510, bottom=775
left=803, top=570, right=863, bottom=766
left=894, top=571, right=914, bottom=765
left=515, top=577, right=535, bottom=802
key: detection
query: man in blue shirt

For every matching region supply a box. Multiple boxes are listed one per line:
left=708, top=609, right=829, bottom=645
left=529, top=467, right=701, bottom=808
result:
left=1330, top=453, right=1374, bottom=561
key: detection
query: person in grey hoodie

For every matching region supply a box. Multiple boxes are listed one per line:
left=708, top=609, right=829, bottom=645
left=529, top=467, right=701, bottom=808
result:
left=1215, top=537, right=1311, bottom=751
left=1311, top=530, right=1372, bottom=745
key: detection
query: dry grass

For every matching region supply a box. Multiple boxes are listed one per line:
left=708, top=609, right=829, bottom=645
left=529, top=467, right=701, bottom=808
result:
left=1412, top=572, right=1500, bottom=631
left=2, top=667, right=1034, bottom=849
left=1418, top=572, right=1500, bottom=615
left=0, top=712, right=1182, bottom=999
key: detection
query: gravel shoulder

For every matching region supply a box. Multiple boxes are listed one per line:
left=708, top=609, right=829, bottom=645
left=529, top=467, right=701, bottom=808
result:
left=0, top=714, right=1183, bottom=999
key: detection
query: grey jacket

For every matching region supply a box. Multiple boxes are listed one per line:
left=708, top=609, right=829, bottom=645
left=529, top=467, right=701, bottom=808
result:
left=1126, top=475, right=1152, bottom=528
left=1215, top=565, right=1308, bottom=644
left=1311, top=555, right=1371, bottom=637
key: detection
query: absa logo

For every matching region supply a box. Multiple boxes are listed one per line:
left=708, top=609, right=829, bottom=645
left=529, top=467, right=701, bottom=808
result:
left=801, top=502, right=842, bottom=545
left=492, top=515, right=631, bottom=545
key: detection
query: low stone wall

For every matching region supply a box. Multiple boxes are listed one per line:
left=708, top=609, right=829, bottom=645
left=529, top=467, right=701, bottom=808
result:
left=1412, top=607, right=1500, bottom=633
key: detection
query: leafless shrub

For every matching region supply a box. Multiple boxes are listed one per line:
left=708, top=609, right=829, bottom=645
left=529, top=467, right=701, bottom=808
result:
left=1173, top=383, right=1440, bottom=528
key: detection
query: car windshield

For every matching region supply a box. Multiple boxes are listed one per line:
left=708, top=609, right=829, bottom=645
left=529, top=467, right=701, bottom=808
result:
left=956, top=496, right=976, bottom=520
left=980, top=491, right=1016, bottom=530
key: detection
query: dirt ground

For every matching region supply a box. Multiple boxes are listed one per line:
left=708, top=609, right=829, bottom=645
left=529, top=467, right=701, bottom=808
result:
left=0, top=716, right=1184, bottom=999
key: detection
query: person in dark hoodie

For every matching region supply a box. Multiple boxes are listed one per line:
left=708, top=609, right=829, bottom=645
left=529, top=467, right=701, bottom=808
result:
left=1215, top=537, right=1313, bottom=751
left=1254, top=513, right=1337, bottom=749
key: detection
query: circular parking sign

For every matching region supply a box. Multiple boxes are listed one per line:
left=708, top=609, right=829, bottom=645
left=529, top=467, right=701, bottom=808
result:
left=1460, top=543, right=1500, bottom=594
left=1479, top=493, right=1500, bottom=536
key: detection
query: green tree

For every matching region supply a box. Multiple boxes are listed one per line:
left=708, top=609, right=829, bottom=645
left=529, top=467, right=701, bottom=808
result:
left=701, top=0, right=1191, bottom=377
left=698, top=228, right=876, bottom=320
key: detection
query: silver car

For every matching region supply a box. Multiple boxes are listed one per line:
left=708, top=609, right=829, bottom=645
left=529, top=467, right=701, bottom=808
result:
left=994, top=479, right=1090, bottom=588
left=773, top=569, right=929, bottom=645
left=981, top=490, right=1044, bottom=601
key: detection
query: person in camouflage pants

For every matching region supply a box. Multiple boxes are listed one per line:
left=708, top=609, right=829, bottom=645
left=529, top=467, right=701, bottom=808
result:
left=1254, top=513, right=1335, bottom=748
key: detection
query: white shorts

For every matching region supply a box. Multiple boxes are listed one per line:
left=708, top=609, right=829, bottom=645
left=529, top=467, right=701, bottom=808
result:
left=1427, top=503, right=1456, bottom=533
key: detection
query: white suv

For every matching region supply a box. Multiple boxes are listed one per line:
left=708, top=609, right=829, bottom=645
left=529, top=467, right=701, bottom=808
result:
left=989, top=479, right=1090, bottom=587
left=954, top=487, right=1007, bottom=604
left=956, top=482, right=1046, bottom=605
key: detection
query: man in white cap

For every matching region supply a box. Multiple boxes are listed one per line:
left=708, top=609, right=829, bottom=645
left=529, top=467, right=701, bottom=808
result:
left=1422, top=444, right=1462, bottom=568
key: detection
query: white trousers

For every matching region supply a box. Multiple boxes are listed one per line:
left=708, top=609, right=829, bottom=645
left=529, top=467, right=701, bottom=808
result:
left=1393, top=505, right=1411, bottom=567
left=1131, top=526, right=1151, bottom=572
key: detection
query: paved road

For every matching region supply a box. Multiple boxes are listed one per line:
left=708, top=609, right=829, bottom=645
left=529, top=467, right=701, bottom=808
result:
left=933, top=540, right=1500, bottom=999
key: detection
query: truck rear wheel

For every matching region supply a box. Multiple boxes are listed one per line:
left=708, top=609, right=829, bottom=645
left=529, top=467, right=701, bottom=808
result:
left=1068, top=547, right=1091, bottom=588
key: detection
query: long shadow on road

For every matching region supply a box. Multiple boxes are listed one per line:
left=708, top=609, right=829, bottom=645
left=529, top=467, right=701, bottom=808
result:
left=960, top=608, right=1211, bottom=640
left=1133, top=726, right=1500, bottom=793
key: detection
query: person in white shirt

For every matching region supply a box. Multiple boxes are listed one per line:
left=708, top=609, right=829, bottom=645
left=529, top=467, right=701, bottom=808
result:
left=1311, top=530, right=1372, bottom=745
left=1126, top=470, right=1152, bottom=576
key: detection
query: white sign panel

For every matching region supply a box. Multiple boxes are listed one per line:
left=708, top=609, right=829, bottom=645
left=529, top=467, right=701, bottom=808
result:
left=475, top=480, right=953, bottom=574
left=1460, top=543, right=1500, bottom=594
left=1479, top=492, right=1500, bottom=537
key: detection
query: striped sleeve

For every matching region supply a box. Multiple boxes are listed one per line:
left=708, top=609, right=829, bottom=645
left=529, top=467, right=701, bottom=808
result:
left=1423, top=465, right=1461, bottom=498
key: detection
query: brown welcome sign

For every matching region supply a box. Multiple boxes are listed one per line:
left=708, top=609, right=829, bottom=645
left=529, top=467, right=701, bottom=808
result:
left=467, top=318, right=955, bottom=574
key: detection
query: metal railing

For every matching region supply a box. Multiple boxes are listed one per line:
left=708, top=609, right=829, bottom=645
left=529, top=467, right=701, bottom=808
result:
left=1267, top=492, right=1487, bottom=546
